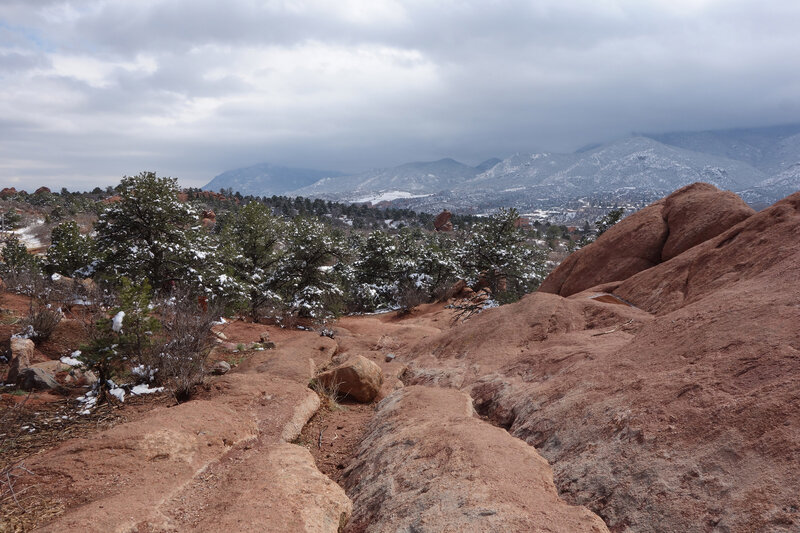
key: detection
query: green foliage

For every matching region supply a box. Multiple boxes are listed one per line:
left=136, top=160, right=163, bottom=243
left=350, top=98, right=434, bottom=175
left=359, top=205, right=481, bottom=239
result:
left=96, top=172, right=196, bottom=289
left=80, top=278, right=160, bottom=398
left=596, top=208, right=625, bottom=236
left=219, top=201, right=285, bottom=317
left=1, top=209, right=22, bottom=230
left=459, top=208, right=546, bottom=302
left=0, top=235, right=40, bottom=278
left=273, top=217, right=346, bottom=320
left=45, top=221, right=96, bottom=277
left=95, top=171, right=239, bottom=298
left=349, top=229, right=462, bottom=312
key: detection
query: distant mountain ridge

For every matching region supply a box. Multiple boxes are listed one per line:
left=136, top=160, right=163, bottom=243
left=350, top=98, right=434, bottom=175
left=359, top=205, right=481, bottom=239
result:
left=202, top=163, right=343, bottom=196
left=202, top=123, right=800, bottom=209
left=291, top=158, right=496, bottom=198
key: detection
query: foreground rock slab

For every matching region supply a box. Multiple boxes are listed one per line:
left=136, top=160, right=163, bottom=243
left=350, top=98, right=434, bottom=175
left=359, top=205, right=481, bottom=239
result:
left=23, top=330, right=352, bottom=532
left=343, top=385, right=609, bottom=533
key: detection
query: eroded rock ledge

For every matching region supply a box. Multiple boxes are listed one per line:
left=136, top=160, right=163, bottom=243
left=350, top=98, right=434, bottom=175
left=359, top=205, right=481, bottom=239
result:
left=342, top=385, right=609, bottom=533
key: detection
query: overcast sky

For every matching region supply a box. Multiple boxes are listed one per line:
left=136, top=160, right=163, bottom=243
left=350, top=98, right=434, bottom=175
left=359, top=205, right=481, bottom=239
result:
left=1, top=0, right=799, bottom=190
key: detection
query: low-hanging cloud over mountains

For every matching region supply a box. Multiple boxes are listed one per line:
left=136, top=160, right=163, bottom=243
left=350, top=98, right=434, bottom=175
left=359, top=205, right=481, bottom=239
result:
left=2, top=0, right=800, bottom=190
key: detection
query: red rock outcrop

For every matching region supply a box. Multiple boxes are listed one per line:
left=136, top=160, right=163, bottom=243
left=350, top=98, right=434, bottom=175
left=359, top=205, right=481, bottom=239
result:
left=433, top=210, right=454, bottom=231
left=539, top=183, right=754, bottom=297
left=404, top=188, right=800, bottom=532
left=343, top=385, right=609, bottom=532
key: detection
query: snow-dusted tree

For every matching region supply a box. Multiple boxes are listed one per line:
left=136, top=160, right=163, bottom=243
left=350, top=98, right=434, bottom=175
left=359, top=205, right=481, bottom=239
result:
left=272, top=217, right=346, bottom=321
left=79, top=278, right=160, bottom=402
left=459, top=208, right=546, bottom=302
left=45, top=221, right=96, bottom=277
left=219, top=201, right=286, bottom=318
left=0, top=234, right=39, bottom=277
left=95, top=172, right=240, bottom=298
left=349, top=229, right=462, bottom=312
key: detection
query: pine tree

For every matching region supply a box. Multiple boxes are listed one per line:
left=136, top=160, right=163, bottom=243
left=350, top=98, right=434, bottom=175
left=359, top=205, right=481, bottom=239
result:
left=220, top=201, right=286, bottom=318
left=459, top=208, right=545, bottom=302
left=95, top=171, right=239, bottom=298
left=46, top=221, right=96, bottom=277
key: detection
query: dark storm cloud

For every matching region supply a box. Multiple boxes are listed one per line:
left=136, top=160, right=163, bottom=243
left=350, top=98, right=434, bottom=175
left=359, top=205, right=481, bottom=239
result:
left=1, top=0, right=799, bottom=189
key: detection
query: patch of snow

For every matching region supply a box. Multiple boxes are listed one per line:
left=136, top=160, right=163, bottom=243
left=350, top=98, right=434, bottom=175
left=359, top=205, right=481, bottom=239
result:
left=11, top=325, right=35, bottom=340
left=355, top=191, right=432, bottom=203
left=60, top=352, right=83, bottom=366
left=111, top=311, right=125, bottom=333
left=131, top=384, right=164, bottom=395
left=108, top=385, right=125, bottom=402
left=11, top=219, right=45, bottom=249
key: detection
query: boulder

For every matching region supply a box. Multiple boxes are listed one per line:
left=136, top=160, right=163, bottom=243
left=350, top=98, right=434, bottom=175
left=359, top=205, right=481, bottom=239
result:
left=64, top=368, right=98, bottom=386
left=17, top=367, right=61, bottom=391
left=7, top=337, right=34, bottom=383
left=660, top=182, right=754, bottom=261
left=31, top=360, right=72, bottom=374
left=540, top=182, right=755, bottom=297
left=316, top=355, right=383, bottom=403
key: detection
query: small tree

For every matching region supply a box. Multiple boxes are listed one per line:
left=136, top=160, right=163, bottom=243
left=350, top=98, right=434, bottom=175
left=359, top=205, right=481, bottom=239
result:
left=80, top=278, right=160, bottom=401
left=46, top=221, right=97, bottom=277
left=595, top=208, right=625, bottom=237
left=272, top=217, right=345, bottom=321
left=459, top=208, right=545, bottom=302
left=219, top=201, right=286, bottom=319
left=0, top=235, right=42, bottom=292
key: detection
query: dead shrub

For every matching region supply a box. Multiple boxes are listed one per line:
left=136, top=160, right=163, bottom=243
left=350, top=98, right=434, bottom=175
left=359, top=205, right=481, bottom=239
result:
left=309, top=375, right=343, bottom=411
left=145, top=290, right=221, bottom=402
left=397, top=282, right=427, bottom=315
left=20, top=299, right=62, bottom=343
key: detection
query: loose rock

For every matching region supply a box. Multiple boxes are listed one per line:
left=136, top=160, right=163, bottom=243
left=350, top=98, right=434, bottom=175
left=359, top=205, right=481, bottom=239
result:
left=7, top=337, right=34, bottom=383
left=316, top=355, right=383, bottom=403
left=212, top=360, right=232, bottom=375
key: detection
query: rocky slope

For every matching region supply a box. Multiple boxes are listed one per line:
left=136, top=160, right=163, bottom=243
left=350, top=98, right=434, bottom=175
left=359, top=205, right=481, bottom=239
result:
left=7, top=182, right=799, bottom=532
left=403, top=183, right=800, bottom=532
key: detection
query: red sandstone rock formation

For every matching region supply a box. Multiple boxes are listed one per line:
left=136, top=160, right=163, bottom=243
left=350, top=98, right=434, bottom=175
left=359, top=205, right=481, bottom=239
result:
left=539, top=182, right=754, bottom=297
left=404, top=188, right=800, bottom=532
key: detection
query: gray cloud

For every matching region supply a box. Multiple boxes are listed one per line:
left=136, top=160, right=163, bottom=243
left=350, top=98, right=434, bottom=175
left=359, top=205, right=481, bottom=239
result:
left=1, top=0, right=800, bottom=190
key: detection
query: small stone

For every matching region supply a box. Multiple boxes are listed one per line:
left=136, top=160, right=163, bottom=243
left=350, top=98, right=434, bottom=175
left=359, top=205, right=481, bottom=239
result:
left=263, top=341, right=276, bottom=350
left=259, top=331, right=271, bottom=343
left=385, top=353, right=396, bottom=362
left=214, top=330, right=228, bottom=340
left=211, top=361, right=232, bottom=375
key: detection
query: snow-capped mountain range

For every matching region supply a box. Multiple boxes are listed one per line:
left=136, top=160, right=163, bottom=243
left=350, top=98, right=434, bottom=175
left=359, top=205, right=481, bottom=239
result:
left=202, top=124, right=800, bottom=210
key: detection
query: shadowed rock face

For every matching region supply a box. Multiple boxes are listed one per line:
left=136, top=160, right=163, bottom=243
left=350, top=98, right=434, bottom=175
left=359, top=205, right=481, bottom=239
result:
left=342, top=386, right=609, bottom=533
left=539, top=182, right=754, bottom=297
left=405, top=189, right=800, bottom=532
